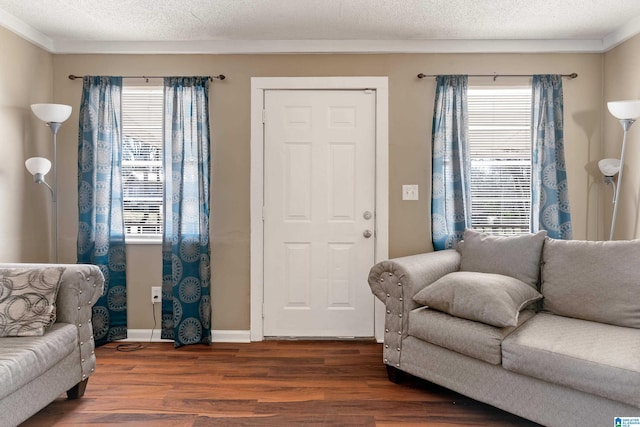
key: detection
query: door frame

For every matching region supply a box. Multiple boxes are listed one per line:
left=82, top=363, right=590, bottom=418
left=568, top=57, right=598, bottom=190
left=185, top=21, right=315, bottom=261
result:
left=250, top=77, right=388, bottom=342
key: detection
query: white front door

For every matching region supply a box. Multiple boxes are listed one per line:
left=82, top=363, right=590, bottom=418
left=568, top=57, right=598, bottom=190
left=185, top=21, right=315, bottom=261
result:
left=263, top=89, right=376, bottom=337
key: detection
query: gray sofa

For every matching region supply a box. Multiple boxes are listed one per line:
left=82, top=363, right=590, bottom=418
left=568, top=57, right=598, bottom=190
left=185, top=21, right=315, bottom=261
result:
left=369, top=230, right=640, bottom=427
left=0, top=263, right=104, bottom=427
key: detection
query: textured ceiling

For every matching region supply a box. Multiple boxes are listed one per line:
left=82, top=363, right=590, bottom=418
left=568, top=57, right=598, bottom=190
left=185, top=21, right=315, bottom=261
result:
left=1, top=0, right=640, bottom=53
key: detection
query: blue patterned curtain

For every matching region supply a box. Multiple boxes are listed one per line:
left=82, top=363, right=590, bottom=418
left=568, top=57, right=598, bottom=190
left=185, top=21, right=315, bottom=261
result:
left=531, top=75, right=572, bottom=239
left=161, top=77, right=211, bottom=347
left=77, top=76, right=127, bottom=346
left=431, top=75, right=471, bottom=250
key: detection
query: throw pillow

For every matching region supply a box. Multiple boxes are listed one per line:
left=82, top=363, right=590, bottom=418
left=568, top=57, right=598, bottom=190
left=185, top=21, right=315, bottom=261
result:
left=0, top=267, right=64, bottom=337
left=457, top=229, right=547, bottom=289
left=413, top=271, right=542, bottom=327
left=541, top=238, right=640, bottom=329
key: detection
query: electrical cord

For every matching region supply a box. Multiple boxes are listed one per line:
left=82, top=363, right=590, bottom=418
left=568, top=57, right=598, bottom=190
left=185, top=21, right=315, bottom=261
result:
left=115, top=300, right=158, bottom=352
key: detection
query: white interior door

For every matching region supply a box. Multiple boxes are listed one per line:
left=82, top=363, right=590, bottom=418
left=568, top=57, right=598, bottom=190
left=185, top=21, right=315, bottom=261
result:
left=263, top=89, right=376, bottom=337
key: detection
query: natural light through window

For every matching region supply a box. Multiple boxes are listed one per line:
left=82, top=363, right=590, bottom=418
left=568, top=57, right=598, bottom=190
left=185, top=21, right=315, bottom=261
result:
left=121, top=85, right=164, bottom=241
left=468, top=86, right=532, bottom=235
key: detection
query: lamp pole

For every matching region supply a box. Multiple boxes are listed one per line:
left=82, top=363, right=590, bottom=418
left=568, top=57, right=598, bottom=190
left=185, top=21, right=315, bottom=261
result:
left=610, top=118, right=634, bottom=240
left=47, top=122, right=61, bottom=263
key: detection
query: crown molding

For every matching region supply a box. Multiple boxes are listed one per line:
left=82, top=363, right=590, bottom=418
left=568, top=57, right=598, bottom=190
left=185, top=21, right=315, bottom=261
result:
left=51, top=38, right=606, bottom=54
left=603, top=13, right=640, bottom=51
left=0, top=7, right=53, bottom=51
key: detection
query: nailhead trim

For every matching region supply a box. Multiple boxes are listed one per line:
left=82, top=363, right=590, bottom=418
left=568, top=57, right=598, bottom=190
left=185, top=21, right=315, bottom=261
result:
left=377, top=270, right=405, bottom=369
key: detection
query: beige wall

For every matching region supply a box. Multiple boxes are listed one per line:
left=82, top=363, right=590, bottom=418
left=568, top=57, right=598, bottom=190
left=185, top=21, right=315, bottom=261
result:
left=4, top=16, right=633, bottom=332
left=604, top=34, right=640, bottom=240
left=0, top=27, right=54, bottom=262
left=45, top=52, right=604, bottom=331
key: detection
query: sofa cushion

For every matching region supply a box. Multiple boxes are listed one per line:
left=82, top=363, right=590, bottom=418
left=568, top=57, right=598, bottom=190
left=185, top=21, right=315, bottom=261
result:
left=502, top=313, right=640, bottom=407
left=457, top=229, right=546, bottom=289
left=409, top=307, right=535, bottom=365
left=0, top=267, right=64, bottom=337
left=541, top=238, right=640, bottom=329
left=413, top=271, right=541, bottom=327
left=0, top=323, right=77, bottom=400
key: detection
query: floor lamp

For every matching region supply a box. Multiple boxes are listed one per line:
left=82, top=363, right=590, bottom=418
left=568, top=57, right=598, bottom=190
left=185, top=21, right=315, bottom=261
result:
left=606, top=100, right=640, bottom=240
left=25, top=103, right=72, bottom=263
left=598, top=157, right=620, bottom=201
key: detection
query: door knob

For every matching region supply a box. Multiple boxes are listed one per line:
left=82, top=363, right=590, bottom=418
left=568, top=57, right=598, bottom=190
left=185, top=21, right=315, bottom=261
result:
left=363, top=230, right=372, bottom=238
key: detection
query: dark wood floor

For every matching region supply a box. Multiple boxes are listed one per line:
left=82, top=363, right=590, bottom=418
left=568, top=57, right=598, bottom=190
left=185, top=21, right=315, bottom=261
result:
left=22, top=341, right=539, bottom=426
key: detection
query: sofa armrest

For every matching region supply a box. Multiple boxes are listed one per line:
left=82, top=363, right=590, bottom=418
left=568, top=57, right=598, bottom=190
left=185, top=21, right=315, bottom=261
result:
left=55, top=265, right=104, bottom=382
left=0, top=263, right=104, bottom=382
left=367, top=250, right=460, bottom=368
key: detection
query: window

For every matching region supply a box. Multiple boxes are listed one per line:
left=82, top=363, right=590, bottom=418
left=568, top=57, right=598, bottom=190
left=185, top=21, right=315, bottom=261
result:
left=121, top=85, right=164, bottom=241
left=468, top=86, right=532, bottom=235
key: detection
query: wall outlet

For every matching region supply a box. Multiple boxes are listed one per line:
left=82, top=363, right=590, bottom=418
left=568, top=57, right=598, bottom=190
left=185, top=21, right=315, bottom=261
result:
left=151, top=286, right=161, bottom=304
left=402, top=184, right=419, bottom=201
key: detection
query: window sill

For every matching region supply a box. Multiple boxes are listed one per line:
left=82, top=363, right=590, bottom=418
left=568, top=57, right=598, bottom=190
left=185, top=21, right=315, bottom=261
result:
left=125, top=237, right=162, bottom=245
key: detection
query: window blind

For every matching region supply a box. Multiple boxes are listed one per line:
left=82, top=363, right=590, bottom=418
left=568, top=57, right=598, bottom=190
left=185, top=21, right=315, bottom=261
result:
left=468, top=87, right=532, bottom=235
left=121, top=86, right=164, bottom=239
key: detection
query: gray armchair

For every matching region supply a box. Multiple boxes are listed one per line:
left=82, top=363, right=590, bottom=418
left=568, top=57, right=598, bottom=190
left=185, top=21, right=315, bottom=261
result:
left=0, top=263, right=104, bottom=427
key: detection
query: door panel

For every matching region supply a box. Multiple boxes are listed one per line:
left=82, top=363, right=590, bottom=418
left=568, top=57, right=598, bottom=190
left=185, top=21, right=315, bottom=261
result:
left=263, top=89, right=376, bottom=337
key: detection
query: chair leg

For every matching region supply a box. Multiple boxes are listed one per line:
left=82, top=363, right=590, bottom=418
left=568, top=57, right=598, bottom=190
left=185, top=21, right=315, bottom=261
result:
left=386, top=365, right=405, bottom=384
left=67, top=378, right=89, bottom=399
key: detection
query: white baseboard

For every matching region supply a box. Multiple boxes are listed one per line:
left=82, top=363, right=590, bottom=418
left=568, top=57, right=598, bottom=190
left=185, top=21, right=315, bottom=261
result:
left=123, top=329, right=251, bottom=343
left=212, top=330, right=252, bottom=343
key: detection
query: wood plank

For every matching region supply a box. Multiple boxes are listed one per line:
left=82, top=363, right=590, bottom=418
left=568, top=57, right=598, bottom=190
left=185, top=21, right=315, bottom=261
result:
left=21, top=341, right=540, bottom=426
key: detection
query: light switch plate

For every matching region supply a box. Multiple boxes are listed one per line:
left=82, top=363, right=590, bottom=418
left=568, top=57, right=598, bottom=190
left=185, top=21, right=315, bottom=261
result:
left=402, top=185, right=419, bottom=201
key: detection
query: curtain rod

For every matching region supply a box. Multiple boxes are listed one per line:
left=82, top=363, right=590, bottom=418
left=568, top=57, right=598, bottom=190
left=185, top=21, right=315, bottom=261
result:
left=68, top=74, right=225, bottom=81
left=417, top=72, right=577, bottom=81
